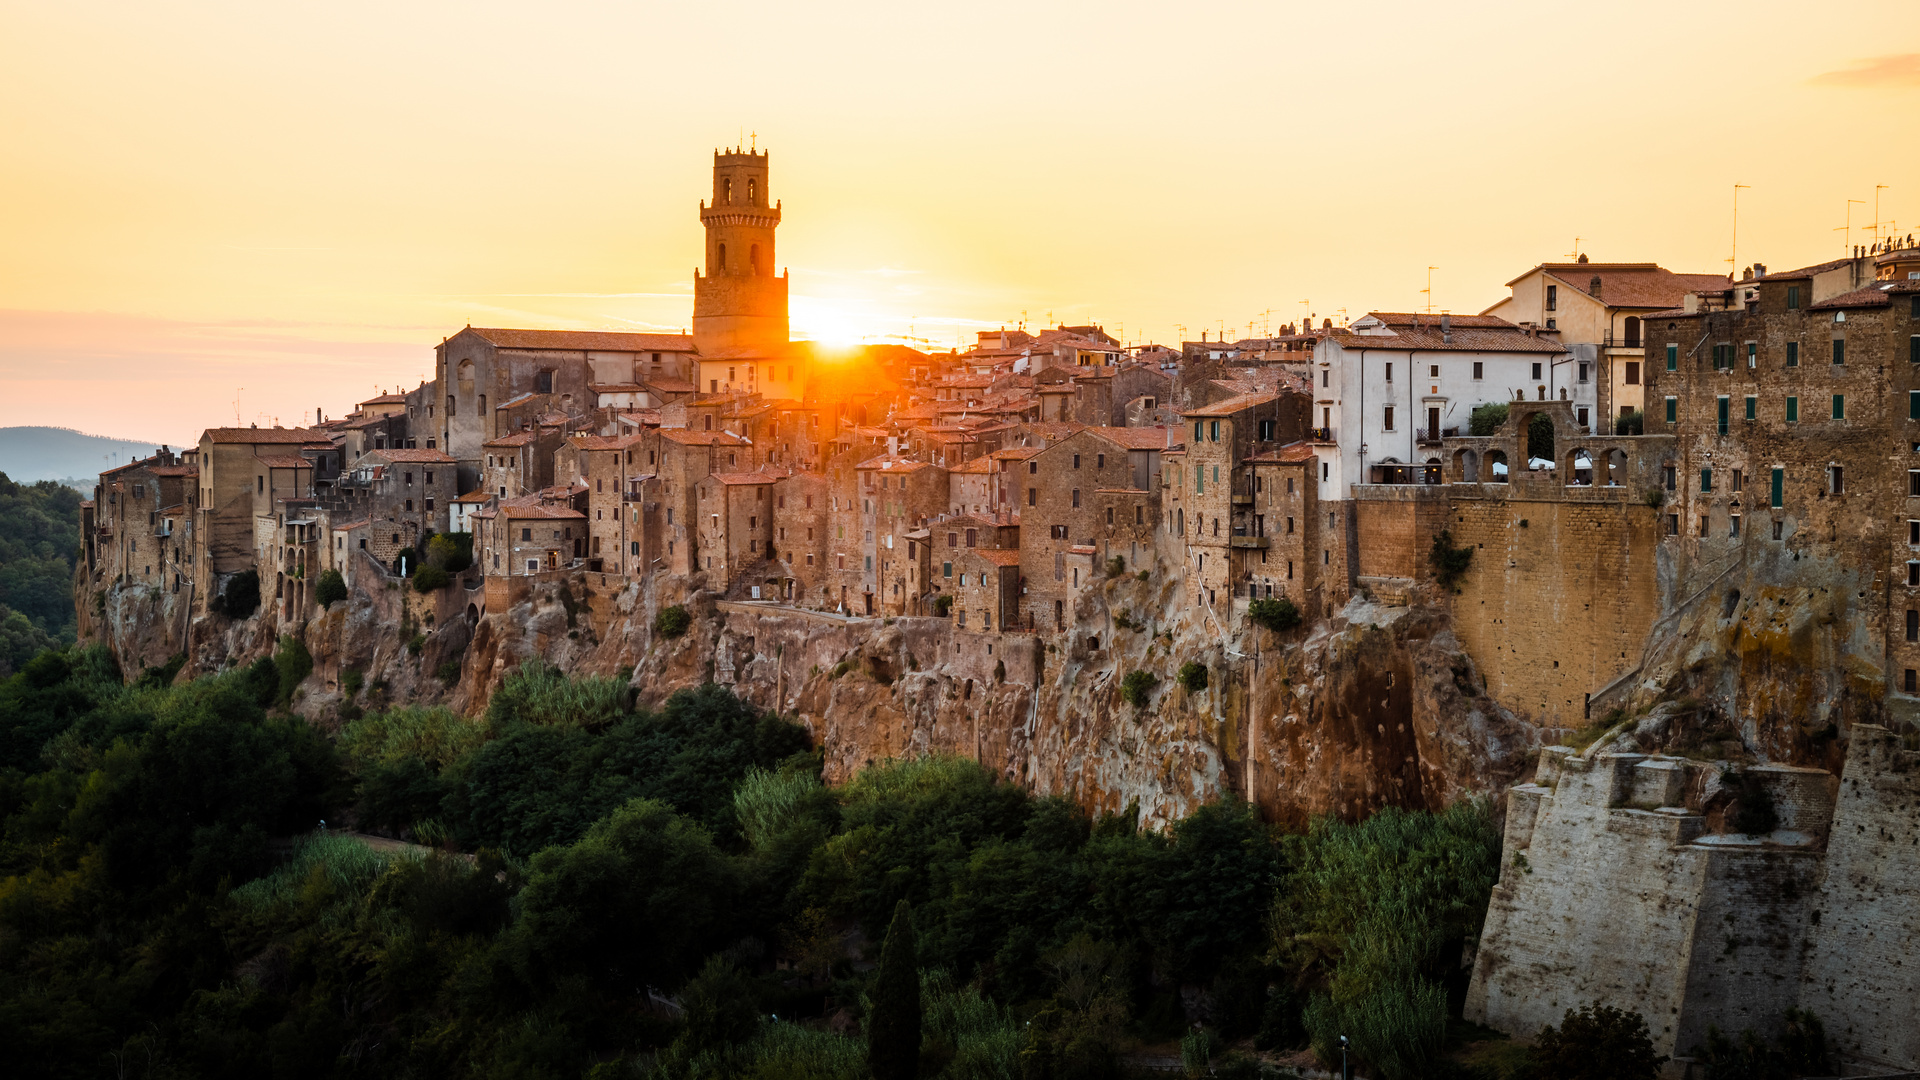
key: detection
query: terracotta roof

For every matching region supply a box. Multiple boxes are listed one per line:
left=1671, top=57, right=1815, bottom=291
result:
left=570, top=434, right=647, bottom=450
left=498, top=392, right=542, bottom=409
left=990, top=446, right=1044, bottom=460
left=368, top=448, right=455, bottom=464
left=464, top=327, right=695, bottom=352
left=499, top=502, right=586, bottom=520
left=1756, top=256, right=1859, bottom=281
left=708, top=471, right=777, bottom=485
left=484, top=431, right=539, bottom=447
left=357, top=392, right=408, bottom=406
left=588, top=383, right=647, bottom=394
left=1811, top=280, right=1920, bottom=310
left=658, top=429, right=747, bottom=446
left=147, top=464, right=198, bottom=477
left=332, top=518, right=372, bottom=531
left=857, top=457, right=938, bottom=473
left=1242, top=442, right=1319, bottom=463
left=973, top=549, right=1024, bottom=566
left=645, top=378, right=698, bottom=393
left=1536, top=267, right=1732, bottom=310
left=1328, top=326, right=1565, bottom=355
left=1068, top=544, right=1098, bottom=555
left=255, top=454, right=313, bottom=468
left=452, top=491, right=494, bottom=504
left=1090, top=426, right=1178, bottom=449
left=1183, top=392, right=1282, bottom=418
left=1022, top=422, right=1088, bottom=440
left=1093, top=487, right=1150, bottom=494
left=203, top=426, right=328, bottom=444
left=949, top=457, right=994, bottom=474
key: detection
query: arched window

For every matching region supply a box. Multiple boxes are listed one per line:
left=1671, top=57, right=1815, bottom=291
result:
left=748, top=178, right=756, bottom=204
left=723, top=177, right=733, bottom=204
left=715, top=243, right=726, bottom=273
left=750, top=244, right=761, bottom=275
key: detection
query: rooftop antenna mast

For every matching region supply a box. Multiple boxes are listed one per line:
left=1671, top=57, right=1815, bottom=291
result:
left=233, top=388, right=244, bottom=426
left=1422, top=266, right=1438, bottom=314
left=1729, top=184, right=1750, bottom=274
left=1299, top=300, right=1310, bottom=330
left=1872, top=184, right=1891, bottom=244
left=1566, top=238, right=1584, bottom=260
left=1834, top=198, right=1865, bottom=256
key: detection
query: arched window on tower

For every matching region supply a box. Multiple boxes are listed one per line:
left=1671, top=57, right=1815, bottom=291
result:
left=716, top=243, right=726, bottom=274
left=723, top=177, right=733, bottom=204
left=750, top=244, right=761, bottom=276
left=748, top=178, right=756, bottom=204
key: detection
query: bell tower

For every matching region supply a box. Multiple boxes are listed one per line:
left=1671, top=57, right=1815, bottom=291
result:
left=692, top=147, right=789, bottom=355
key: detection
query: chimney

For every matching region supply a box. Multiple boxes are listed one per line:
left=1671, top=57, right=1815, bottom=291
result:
left=1441, top=313, right=1452, bottom=345
left=887, top=435, right=898, bottom=457
left=1589, top=274, right=1603, bottom=299
left=317, top=407, right=324, bottom=425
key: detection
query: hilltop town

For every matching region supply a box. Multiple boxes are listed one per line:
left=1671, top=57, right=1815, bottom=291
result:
left=71, top=146, right=1920, bottom=1071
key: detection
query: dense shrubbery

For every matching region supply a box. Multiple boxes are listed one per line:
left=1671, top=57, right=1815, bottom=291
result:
left=1247, top=597, right=1300, bottom=632
left=655, top=603, right=693, bottom=638
left=210, top=567, right=260, bottom=618
left=314, top=567, right=347, bottom=608
left=0, top=642, right=1529, bottom=1080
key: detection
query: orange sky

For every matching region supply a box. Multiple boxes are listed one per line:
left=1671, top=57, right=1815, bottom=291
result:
left=1, top=1, right=1916, bottom=443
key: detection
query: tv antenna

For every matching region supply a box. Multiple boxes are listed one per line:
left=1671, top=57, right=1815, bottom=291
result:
left=1871, top=184, right=1892, bottom=244
left=1566, top=238, right=1584, bottom=260
left=1422, top=266, right=1439, bottom=314
left=1834, top=198, right=1864, bottom=256
left=1729, top=184, right=1750, bottom=273
left=233, top=388, right=244, bottom=426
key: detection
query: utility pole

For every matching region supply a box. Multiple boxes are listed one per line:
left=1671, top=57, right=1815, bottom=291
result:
left=1729, top=184, right=1749, bottom=275
left=1834, top=198, right=1864, bottom=255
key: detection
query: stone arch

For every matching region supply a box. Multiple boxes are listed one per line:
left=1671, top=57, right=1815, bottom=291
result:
left=466, top=603, right=479, bottom=625
left=716, top=242, right=727, bottom=273
left=1454, top=447, right=1480, bottom=482
left=1486, top=448, right=1509, bottom=479
left=750, top=243, right=761, bottom=276
left=1605, top=448, right=1627, bottom=487
left=1566, top=447, right=1593, bottom=486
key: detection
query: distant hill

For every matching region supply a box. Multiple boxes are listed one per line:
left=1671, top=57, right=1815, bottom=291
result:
left=0, top=426, right=185, bottom=487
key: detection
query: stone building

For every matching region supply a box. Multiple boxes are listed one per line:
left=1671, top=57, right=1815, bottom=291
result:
left=481, top=429, right=561, bottom=499
left=330, top=448, right=455, bottom=573
left=1642, top=247, right=1920, bottom=710
left=692, top=471, right=776, bottom=593
left=772, top=471, right=829, bottom=604
left=1017, top=428, right=1163, bottom=631
left=1484, top=259, right=1729, bottom=423
left=436, top=327, right=698, bottom=489
left=651, top=428, right=751, bottom=576
left=91, top=448, right=198, bottom=594
left=952, top=546, right=1023, bottom=633
left=554, top=434, right=648, bottom=574
left=194, top=428, right=330, bottom=591
left=479, top=495, right=588, bottom=577
left=852, top=456, right=949, bottom=616
left=1176, top=393, right=1305, bottom=611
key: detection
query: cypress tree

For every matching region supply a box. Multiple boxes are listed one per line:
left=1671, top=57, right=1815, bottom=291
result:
left=867, top=899, right=922, bottom=1080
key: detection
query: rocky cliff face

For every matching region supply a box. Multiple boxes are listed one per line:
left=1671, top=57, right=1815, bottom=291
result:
left=82, top=560, right=1540, bottom=825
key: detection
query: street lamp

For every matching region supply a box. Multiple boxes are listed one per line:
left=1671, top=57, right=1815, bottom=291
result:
left=1340, top=1034, right=1349, bottom=1080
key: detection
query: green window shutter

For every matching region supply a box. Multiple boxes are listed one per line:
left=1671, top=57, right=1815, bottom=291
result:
left=1717, top=396, right=1729, bottom=435
left=1194, top=421, right=1204, bottom=443
left=1833, top=339, right=1846, bottom=365
left=1911, top=390, right=1920, bottom=421
left=1746, top=396, right=1757, bottom=421
left=942, top=561, right=952, bottom=577
left=1833, top=394, right=1845, bottom=420
left=1786, top=396, right=1799, bottom=422
left=1911, top=336, right=1919, bottom=365
left=1195, top=464, right=1204, bottom=493
left=1701, top=468, right=1713, bottom=493
left=1787, top=341, right=1799, bottom=366
left=1665, top=397, right=1677, bottom=423
left=1788, top=285, right=1800, bottom=309
left=1747, top=342, right=1757, bottom=366
left=1666, top=344, right=1678, bottom=371
left=1770, top=468, right=1783, bottom=508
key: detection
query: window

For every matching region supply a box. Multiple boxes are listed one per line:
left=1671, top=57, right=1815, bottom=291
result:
left=1028, top=488, right=1036, bottom=506
left=1429, top=364, right=1439, bottom=377
left=1717, top=396, right=1729, bottom=435
left=1833, top=339, right=1846, bottom=365
left=1072, top=454, right=1081, bottom=468
left=1625, top=361, right=1640, bottom=385
left=1193, top=421, right=1204, bottom=443
left=1746, top=342, right=1757, bottom=368
left=1745, top=396, right=1756, bottom=421
left=1028, top=461, right=1037, bottom=474
left=1071, top=489, right=1081, bottom=508
left=1383, top=405, right=1395, bottom=431
left=943, top=561, right=952, bottom=578
left=1912, top=336, right=1920, bottom=365
left=1577, top=406, right=1589, bottom=428
left=1909, top=609, right=1918, bottom=643
left=1097, top=453, right=1105, bottom=468
left=1665, top=397, right=1677, bottom=423
left=1666, top=344, right=1678, bottom=371
left=1832, top=394, right=1846, bottom=420
left=1730, top=515, right=1740, bottom=538
left=1473, top=361, right=1484, bottom=379
left=1829, top=466, right=1845, bottom=494
left=1773, top=519, right=1783, bottom=540
left=1385, top=362, right=1393, bottom=382
left=1770, top=468, right=1784, bottom=508
left=1530, top=362, right=1542, bottom=380
left=1786, top=341, right=1799, bottom=367
left=1699, top=515, right=1709, bottom=537
left=1667, top=514, right=1680, bottom=535
left=1786, top=396, right=1799, bottom=422
left=1209, top=420, right=1221, bottom=441
left=1578, top=362, right=1589, bottom=383
left=1910, top=562, right=1919, bottom=587
left=1912, top=520, right=1920, bottom=544
left=1546, top=284, right=1557, bottom=311
left=1787, top=284, right=1801, bottom=310
left=521, top=527, right=532, bottom=541
left=1701, top=468, right=1713, bottom=494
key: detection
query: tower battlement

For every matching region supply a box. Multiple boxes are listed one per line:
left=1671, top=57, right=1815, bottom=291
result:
left=694, top=146, right=787, bottom=355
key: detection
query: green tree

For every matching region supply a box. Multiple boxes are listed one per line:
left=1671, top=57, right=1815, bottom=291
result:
left=314, top=567, right=347, bottom=608
left=1120, top=670, right=1158, bottom=707
left=1529, top=1003, right=1666, bottom=1080
left=654, top=603, right=692, bottom=638
left=868, top=900, right=923, bottom=1080
left=210, top=568, right=260, bottom=618
left=1247, top=597, right=1300, bottom=632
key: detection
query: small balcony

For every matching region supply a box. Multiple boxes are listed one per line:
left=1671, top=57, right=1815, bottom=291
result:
left=1307, top=426, right=1334, bottom=442
left=1416, top=426, right=1458, bottom=446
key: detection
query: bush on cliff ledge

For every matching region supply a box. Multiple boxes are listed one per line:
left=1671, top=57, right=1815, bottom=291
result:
left=411, top=564, right=450, bottom=593
left=1120, top=669, right=1159, bottom=708
left=1248, top=597, right=1301, bottom=632
left=654, top=603, right=692, bottom=638
left=314, top=568, right=347, bottom=609
left=210, top=568, right=259, bottom=618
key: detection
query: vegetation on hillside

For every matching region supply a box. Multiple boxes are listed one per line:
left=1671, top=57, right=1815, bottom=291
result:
left=0, top=472, right=81, bottom=672
left=0, top=642, right=1707, bottom=1079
